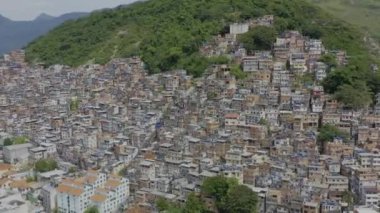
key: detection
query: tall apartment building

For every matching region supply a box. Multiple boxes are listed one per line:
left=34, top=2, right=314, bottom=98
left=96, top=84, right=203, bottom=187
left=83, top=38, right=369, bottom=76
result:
left=41, top=184, right=57, bottom=213
left=57, top=170, right=129, bottom=213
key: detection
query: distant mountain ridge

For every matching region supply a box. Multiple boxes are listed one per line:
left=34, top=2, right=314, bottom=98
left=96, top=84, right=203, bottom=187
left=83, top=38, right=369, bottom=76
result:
left=34, top=13, right=56, bottom=21
left=0, top=12, right=88, bottom=54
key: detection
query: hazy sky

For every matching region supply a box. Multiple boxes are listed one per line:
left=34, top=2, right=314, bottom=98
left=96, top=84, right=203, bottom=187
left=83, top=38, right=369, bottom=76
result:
left=0, top=0, right=137, bottom=20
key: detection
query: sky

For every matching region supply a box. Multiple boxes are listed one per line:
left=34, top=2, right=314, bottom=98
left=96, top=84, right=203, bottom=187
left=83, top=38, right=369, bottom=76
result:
left=0, top=0, right=138, bottom=21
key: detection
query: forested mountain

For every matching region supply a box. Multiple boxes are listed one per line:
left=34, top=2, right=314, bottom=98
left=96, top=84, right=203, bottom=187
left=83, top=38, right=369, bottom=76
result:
left=0, top=12, right=87, bottom=54
left=25, top=0, right=379, bottom=96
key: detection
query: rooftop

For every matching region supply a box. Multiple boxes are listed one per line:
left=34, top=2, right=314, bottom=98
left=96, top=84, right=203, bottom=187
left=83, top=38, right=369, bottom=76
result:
left=4, top=143, right=33, bottom=151
left=90, top=193, right=107, bottom=203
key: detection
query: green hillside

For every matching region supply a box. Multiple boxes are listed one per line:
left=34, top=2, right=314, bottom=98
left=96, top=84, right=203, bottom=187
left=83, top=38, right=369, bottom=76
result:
left=308, top=0, right=380, bottom=42
left=26, top=0, right=376, bottom=78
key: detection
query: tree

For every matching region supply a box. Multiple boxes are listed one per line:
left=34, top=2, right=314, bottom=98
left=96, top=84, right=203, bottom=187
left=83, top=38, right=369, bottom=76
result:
left=286, top=60, right=291, bottom=71
left=322, top=68, right=354, bottom=94
left=13, top=136, right=28, bottom=145
left=156, top=197, right=171, bottom=212
left=342, top=190, right=355, bottom=208
left=201, top=176, right=237, bottom=202
left=334, top=80, right=372, bottom=110
left=258, top=118, right=268, bottom=126
left=84, top=206, right=99, bottom=213
left=207, top=92, right=218, bottom=100
left=319, top=53, right=337, bottom=69
left=238, top=26, right=277, bottom=53
left=155, top=176, right=257, bottom=213
left=155, top=197, right=181, bottom=213
left=274, top=17, right=290, bottom=32
left=26, top=175, right=37, bottom=183
left=68, top=167, right=77, bottom=173
left=302, top=24, right=323, bottom=39
left=3, top=136, right=28, bottom=146
left=208, top=56, right=231, bottom=65
left=318, top=124, right=349, bottom=153
left=35, top=159, right=58, bottom=173
left=220, top=185, right=258, bottom=213
left=230, top=64, right=247, bottom=80
left=318, top=124, right=349, bottom=144
left=70, top=97, right=80, bottom=112
left=3, top=138, right=13, bottom=146
left=183, top=193, right=206, bottom=213
left=342, top=190, right=358, bottom=208
left=118, top=166, right=127, bottom=176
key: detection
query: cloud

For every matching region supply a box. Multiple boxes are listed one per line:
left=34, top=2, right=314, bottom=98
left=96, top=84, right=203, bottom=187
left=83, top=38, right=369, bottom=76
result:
left=0, top=0, right=137, bottom=20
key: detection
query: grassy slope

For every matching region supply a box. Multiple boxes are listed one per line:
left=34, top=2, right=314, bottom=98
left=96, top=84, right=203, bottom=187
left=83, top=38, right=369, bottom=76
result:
left=308, top=0, right=380, bottom=39
left=25, top=0, right=376, bottom=77
left=308, top=0, right=380, bottom=51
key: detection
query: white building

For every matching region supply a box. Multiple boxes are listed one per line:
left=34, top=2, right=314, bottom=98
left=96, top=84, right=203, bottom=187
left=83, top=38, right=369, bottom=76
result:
left=57, top=170, right=129, bottom=213
left=90, top=175, right=129, bottom=212
left=355, top=206, right=380, bottom=213
left=311, top=100, right=324, bottom=113
left=315, top=69, right=327, bottom=81
left=362, top=188, right=380, bottom=206
left=230, top=23, right=249, bottom=35
left=358, top=153, right=380, bottom=169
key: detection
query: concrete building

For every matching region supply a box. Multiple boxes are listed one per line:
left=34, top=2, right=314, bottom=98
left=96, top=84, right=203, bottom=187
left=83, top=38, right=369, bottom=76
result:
left=57, top=170, right=129, bottom=213
left=229, top=23, right=249, bottom=35
left=0, top=190, right=30, bottom=213
left=90, top=175, right=130, bottom=212
left=3, top=143, right=33, bottom=164
left=325, top=175, right=349, bottom=192
left=41, top=184, right=57, bottom=213
left=29, top=147, right=47, bottom=161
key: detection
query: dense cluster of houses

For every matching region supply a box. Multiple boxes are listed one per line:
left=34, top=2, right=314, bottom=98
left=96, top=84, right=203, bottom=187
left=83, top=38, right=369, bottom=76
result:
left=0, top=15, right=378, bottom=213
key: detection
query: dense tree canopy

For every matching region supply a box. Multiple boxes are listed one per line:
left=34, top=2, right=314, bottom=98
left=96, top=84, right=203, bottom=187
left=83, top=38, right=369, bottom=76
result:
left=26, top=0, right=377, bottom=79
left=183, top=193, right=206, bottom=213
left=156, top=193, right=206, bottom=213
left=201, top=176, right=258, bottom=212
left=156, top=176, right=258, bottom=213
left=334, top=80, right=372, bottom=110
left=319, top=53, right=337, bottom=69
left=220, top=185, right=259, bottom=213
left=201, top=175, right=238, bottom=202
left=302, top=23, right=323, bottom=39
left=238, top=26, right=277, bottom=53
